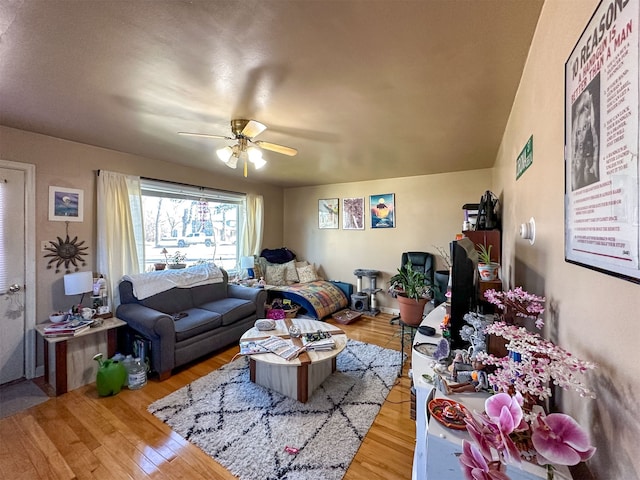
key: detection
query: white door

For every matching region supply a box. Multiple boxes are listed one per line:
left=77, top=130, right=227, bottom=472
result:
left=0, top=161, right=36, bottom=384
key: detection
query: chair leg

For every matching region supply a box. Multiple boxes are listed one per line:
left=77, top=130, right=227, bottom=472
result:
left=400, top=322, right=406, bottom=374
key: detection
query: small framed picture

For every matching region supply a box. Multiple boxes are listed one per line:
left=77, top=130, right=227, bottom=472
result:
left=48, top=186, right=84, bottom=222
left=318, top=198, right=339, bottom=229
left=342, top=197, right=365, bottom=230
left=370, top=193, right=395, bottom=228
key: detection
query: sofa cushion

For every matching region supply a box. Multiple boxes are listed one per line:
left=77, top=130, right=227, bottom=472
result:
left=190, top=282, right=227, bottom=306
left=200, top=298, right=256, bottom=326
left=173, top=308, right=223, bottom=342
left=141, top=287, right=194, bottom=313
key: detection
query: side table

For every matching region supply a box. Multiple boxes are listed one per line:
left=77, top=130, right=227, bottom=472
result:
left=35, top=317, right=126, bottom=396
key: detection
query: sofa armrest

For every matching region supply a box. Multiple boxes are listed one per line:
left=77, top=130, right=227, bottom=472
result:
left=116, top=303, right=176, bottom=376
left=228, top=285, right=268, bottom=318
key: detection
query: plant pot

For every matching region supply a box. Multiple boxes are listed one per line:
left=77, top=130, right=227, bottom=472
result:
left=168, top=263, right=187, bottom=269
left=154, top=263, right=166, bottom=271
left=478, top=262, right=499, bottom=281
left=397, top=294, right=429, bottom=326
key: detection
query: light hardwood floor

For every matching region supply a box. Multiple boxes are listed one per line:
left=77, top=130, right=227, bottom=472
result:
left=0, top=313, right=416, bottom=480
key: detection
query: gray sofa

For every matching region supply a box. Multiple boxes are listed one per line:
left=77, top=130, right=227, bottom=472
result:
left=116, top=269, right=267, bottom=379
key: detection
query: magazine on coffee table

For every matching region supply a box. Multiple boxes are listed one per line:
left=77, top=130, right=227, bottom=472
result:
left=239, top=340, right=270, bottom=355
left=43, top=318, right=94, bottom=337
left=258, top=335, right=303, bottom=360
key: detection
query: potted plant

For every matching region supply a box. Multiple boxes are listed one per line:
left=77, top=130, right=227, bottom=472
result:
left=476, top=243, right=499, bottom=281
left=155, top=248, right=169, bottom=271
left=389, top=260, right=431, bottom=326
left=167, top=250, right=187, bottom=269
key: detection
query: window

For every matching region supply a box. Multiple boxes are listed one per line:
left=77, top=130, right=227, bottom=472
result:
left=140, top=179, right=245, bottom=272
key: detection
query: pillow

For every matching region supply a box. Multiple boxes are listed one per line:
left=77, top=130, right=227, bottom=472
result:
left=283, top=259, right=299, bottom=284
left=253, top=261, right=264, bottom=280
left=296, top=264, right=319, bottom=283
left=295, top=260, right=309, bottom=269
left=265, top=264, right=287, bottom=286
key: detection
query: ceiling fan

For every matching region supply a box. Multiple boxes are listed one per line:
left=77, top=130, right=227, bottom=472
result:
left=179, top=119, right=298, bottom=177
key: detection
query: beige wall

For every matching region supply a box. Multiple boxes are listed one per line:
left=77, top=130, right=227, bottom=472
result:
left=282, top=170, right=492, bottom=311
left=0, top=125, right=285, bottom=364
left=495, top=1, right=639, bottom=478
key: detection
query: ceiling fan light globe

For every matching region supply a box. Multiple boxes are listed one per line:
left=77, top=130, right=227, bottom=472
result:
left=226, top=156, right=238, bottom=169
left=247, top=146, right=263, bottom=163
left=216, top=146, right=233, bottom=163
left=252, top=157, right=267, bottom=169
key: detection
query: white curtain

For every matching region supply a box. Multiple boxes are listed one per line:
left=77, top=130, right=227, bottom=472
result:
left=241, top=194, right=264, bottom=257
left=96, top=171, right=144, bottom=308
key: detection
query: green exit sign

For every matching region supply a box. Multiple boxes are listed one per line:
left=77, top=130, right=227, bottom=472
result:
left=516, top=135, right=533, bottom=180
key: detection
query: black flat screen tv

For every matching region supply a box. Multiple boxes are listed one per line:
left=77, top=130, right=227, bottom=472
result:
left=449, top=237, right=479, bottom=349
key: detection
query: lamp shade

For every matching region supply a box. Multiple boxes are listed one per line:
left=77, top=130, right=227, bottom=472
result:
left=240, top=256, right=255, bottom=269
left=64, top=271, right=93, bottom=296
left=216, top=146, right=233, bottom=163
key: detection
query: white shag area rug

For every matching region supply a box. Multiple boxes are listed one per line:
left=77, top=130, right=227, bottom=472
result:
left=148, top=339, right=403, bottom=480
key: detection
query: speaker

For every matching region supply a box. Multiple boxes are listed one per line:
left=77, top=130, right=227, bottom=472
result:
left=351, top=293, right=369, bottom=312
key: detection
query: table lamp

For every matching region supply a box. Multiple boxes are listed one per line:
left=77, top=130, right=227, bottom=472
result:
left=64, top=271, right=94, bottom=306
left=240, top=256, right=255, bottom=279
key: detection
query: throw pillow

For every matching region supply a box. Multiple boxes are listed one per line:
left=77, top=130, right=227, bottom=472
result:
left=295, top=260, right=309, bottom=269
left=265, top=264, right=287, bottom=286
left=253, top=261, right=264, bottom=281
left=284, top=259, right=299, bottom=284
left=297, top=264, right=319, bottom=283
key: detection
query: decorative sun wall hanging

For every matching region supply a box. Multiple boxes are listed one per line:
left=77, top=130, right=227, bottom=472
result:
left=44, top=222, right=89, bottom=273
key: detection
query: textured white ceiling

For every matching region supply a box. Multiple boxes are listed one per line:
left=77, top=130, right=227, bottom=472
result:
left=0, top=0, right=544, bottom=187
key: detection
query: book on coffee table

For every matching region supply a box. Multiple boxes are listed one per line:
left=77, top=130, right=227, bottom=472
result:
left=301, top=331, right=336, bottom=351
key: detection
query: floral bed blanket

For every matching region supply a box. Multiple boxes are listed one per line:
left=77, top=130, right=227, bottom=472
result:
left=269, top=280, right=349, bottom=320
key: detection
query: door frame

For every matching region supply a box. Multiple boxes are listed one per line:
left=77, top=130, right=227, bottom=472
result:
left=0, top=160, right=36, bottom=379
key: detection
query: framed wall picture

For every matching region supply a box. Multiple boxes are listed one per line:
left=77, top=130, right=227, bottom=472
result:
left=342, top=197, right=365, bottom=230
left=318, top=198, right=339, bottom=229
left=564, top=0, right=640, bottom=283
left=48, top=186, right=84, bottom=222
left=370, top=193, right=395, bottom=228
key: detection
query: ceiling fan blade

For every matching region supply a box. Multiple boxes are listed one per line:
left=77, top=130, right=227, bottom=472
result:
left=241, top=120, right=267, bottom=139
left=178, top=132, right=233, bottom=140
left=254, top=140, right=298, bottom=156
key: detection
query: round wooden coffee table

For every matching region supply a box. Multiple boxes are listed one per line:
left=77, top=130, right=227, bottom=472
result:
left=240, top=318, right=347, bottom=402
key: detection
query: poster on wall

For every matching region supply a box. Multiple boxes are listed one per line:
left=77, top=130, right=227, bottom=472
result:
left=342, top=197, right=364, bottom=230
left=564, top=0, right=640, bottom=283
left=48, top=186, right=84, bottom=222
left=370, top=193, right=395, bottom=228
left=318, top=198, right=339, bottom=229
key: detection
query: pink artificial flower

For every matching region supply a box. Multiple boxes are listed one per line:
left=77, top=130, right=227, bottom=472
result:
left=531, top=413, right=596, bottom=466
left=465, top=411, right=500, bottom=461
left=459, top=440, right=511, bottom=480
left=485, top=393, right=525, bottom=434
left=482, top=393, right=527, bottom=465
